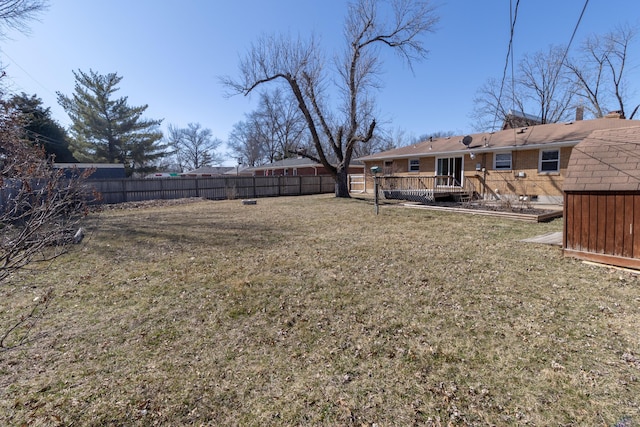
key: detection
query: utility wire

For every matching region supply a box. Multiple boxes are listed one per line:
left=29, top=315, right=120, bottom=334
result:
left=560, top=0, right=589, bottom=67
left=23, top=128, right=68, bottom=147
left=0, top=47, right=58, bottom=99
left=548, top=0, right=590, bottom=94
left=491, top=0, right=521, bottom=132
left=0, top=47, right=70, bottom=128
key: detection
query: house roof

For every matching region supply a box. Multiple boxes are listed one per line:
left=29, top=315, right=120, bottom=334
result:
left=563, top=126, right=640, bottom=192
left=53, top=163, right=126, bottom=179
left=358, top=118, right=640, bottom=162
left=249, top=157, right=325, bottom=171
left=181, top=166, right=234, bottom=176
left=245, top=157, right=364, bottom=171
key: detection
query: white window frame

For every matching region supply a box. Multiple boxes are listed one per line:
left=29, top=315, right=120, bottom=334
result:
left=435, top=156, right=464, bottom=187
left=408, top=158, right=420, bottom=172
left=539, top=149, right=560, bottom=173
left=494, top=152, right=512, bottom=170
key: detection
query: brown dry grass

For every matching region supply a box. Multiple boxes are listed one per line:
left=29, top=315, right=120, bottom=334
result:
left=1, top=194, right=639, bottom=426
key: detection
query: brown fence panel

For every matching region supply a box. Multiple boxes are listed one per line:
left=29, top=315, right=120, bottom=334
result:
left=321, top=176, right=336, bottom=193
left=86, top=175, right=336, bottom=204
left=301, top=176, right=321, bottom=195
left=254, top=177, right=280, bottom=197
left=280, top=176, right=301, bottom=195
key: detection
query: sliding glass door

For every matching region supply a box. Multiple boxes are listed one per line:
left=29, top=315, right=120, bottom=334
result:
left=436, top=157, right=463, bottom=186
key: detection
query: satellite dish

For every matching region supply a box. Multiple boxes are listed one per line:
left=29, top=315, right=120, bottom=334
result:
left=462, top=135, right=473, bottom=147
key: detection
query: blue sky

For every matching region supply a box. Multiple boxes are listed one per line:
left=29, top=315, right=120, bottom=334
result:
left=1, top=1, right=639, bottom=164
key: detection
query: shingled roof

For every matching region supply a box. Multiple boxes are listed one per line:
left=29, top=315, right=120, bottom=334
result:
left=563, top=126, right=640, bottom=192
left=358, top=118, right=640, bottom=161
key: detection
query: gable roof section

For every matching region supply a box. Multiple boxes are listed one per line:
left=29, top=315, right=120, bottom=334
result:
left=181, top=166, right=234, bottom=176
left=563, top=126, right=640, bottom=192
left=53, top=163, right=126, bottom=179
left=245, top=157, right=364, bottom=172
left=249, top=157, right=324, bottom=171
left=358, top=118, right=640, bottom=162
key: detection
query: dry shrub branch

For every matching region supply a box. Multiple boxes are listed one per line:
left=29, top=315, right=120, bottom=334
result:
left=0, top=97, right=95, bottom=350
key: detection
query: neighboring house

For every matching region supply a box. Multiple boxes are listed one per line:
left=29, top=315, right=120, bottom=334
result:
left=563, top=126, right=640, bottom=269
left=180, top=166, right=234, bottom=177
left=358, top=117, right=639, bottom=204
left=54, top=163, right=126, bottom=179
left=501, top=109, right=543, bottom=130
left=243, top=157, right=364, bottom=177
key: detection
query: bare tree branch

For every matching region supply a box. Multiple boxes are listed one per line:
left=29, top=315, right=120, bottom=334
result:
left=0, top=0, right=47, bottom=38
left=222, top=0, right=438, bottom=197
left=566, top=24, right=638, bottom=119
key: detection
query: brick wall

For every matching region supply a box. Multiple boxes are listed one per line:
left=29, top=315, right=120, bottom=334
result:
left=363, top=146, right=574, bottom=203
left=471, top=147, right=571, bottom=203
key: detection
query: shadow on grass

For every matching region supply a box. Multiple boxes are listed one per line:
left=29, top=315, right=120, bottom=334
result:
left=91, top=215, right=287, bottom=251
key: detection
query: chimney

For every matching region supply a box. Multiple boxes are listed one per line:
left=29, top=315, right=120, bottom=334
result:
left=575, top=106, right=584, bottom=121
left=605, top=110, right=625, bottom=119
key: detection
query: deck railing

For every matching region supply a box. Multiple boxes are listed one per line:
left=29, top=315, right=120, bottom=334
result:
left=377, top=175, right=474, bottom=203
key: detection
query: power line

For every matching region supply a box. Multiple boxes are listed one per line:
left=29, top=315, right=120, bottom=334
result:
left=0, top=47, right=58, bottom=99
left=491, top=0, right=521, bottom=132
left=0, top=47, right=70, bottom=127
left=562, top=0, right=589, bottom=65
left=23, top=128, right=68, bottom=147
left=549, top=0, right=590, bottom=91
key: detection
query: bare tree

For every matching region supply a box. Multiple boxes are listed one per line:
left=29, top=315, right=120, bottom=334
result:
left=566, top=25, right=638, bottom=119
left=354, top=125, right=407, bottom=156
left=565, top=36, right=608, bottom=119
left=0, top=0, right=47, bottom=38
left=472, top=46, right=574, bottom=131
left=223, top=0, right=438, bottom=197
left=257, top=88, right=307, bottom=162
left=227, top=117, right=265, bottom=167
left=166, top=123, right=222, bottom=172
left=471, top=77, right=518, bottom=131
left=517, top=45, right=574, bottom=124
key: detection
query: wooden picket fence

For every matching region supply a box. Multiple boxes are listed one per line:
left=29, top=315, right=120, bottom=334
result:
left=87, top=175, right=337, bottom=204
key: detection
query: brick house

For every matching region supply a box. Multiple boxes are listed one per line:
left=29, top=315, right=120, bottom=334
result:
left=243, top=157, right=364, bottom=177
left=358, top=117, right=639, bottom=204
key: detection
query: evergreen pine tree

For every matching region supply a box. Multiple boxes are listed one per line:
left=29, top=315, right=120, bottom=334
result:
left=57, top=69, right=166, bottom=176
left=10, top=92, right=77, bottom=163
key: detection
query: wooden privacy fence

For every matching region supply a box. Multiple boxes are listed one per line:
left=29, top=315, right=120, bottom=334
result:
left=87, top=175, right=337, bottom=204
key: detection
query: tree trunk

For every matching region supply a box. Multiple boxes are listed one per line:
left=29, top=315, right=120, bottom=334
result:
left=334, top=167, right=351, bottom=198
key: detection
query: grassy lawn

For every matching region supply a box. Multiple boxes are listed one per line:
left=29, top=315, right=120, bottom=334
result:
left=1, top=194, right=639, bottom=426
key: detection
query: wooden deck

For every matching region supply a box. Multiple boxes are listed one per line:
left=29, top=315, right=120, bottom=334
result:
left=378, top=175, right=474, bottom=203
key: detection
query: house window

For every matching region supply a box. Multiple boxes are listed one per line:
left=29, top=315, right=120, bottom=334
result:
left=409, top=158, right=420, bottom=172
left=539, top=149, right=560, bottom=172
left=384, top=160, right=393, bottom=175
left=494, top=152, right=512, bottom=170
